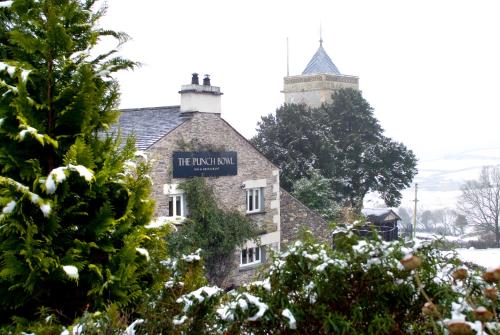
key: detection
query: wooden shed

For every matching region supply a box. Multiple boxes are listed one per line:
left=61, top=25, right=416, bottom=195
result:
left=359, top=208, right=401, bottom=241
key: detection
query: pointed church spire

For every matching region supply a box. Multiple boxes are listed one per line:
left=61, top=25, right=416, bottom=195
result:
left=302, top=33, right=340, bottom=75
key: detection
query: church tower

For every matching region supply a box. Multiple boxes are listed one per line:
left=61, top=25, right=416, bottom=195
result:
left=282, top=37, right=359, bottom=107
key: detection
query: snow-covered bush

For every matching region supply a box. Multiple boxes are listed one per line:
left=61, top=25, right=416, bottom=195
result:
left=168, top=225, right=499, bottom=334
left=12, top=224, right=499, bottom=334
left=130, top=248, right=209, bottom=335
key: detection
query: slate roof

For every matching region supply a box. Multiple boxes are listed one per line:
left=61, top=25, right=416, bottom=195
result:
left=302, top=43, right=341, bottom=75
left=113, top=106, right=187, bottom=150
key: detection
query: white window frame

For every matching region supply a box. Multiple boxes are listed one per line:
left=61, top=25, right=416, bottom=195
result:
left=168, top=194, right=186, bottom=218
left=240, top=246, right=261, bottom=267
left=246, top=188, right=263, bottom=213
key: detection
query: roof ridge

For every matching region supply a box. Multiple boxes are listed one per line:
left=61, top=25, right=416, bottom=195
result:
left=120, top=105, right=180, bottom=112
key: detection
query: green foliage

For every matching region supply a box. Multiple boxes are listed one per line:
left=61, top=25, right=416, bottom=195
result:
left=292, top=169, right=340, bottom=221
left=167, top=177, right=258, bottom=286
left=13, top=229, right=500, bottom=334
left=252, top=88, right=418, bottom=209
left=0, top=0, right=155, bottom=326
left=170, top=228, right=499, bottom=334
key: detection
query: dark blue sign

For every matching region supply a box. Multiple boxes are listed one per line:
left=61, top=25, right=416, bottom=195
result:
left=173, top=151, right=238, bottom=178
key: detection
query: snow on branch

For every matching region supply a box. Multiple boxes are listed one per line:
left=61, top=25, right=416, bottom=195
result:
left=145, top=216, right=178, bottom=230
left=17, top=124, right=57, bottom=147
left=181, top=249, right=202, bottom=263
left=246, top=278, right=271, bottom=292
left=282, top=308, right=297, bottom=330
left=244, top=293, right=269, bottom=321
left=123, top=319, right=145, bottom=335
left=62, top=265, right=79, bottom=280
left=44, top=164, right=94, bottom=194
left=0, top=176, right=51, bottom=218
left=19, top=126, right=44, bottom=141
left=0, top=79, right=18, bottom=96
left=0, top=61, right=16, bottom=76
left=135, top=247, right=150, bottom=261
left=2, top=200, right=16, bottom=214
left=176, top=286, right=222, bottom=313
left=215, top=292, right=269, bottom=322
left=0, top=176, right=29, bottom=193
left=0, top=61, right=31, bottom=83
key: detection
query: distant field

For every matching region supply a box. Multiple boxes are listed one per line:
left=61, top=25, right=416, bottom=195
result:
left=398, top=147, right=500, bottom=210
left=455, top=247, right=500, bottom=269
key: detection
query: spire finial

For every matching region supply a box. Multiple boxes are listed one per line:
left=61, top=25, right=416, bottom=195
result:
left=319, top=23, right=323, bottom=46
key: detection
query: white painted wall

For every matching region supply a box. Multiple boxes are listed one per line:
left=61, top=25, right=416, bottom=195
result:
left=180, top=84, right=222, bottom=114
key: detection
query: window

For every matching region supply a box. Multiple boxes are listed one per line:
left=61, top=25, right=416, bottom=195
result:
left=246, top=188, right=263, bottom=213
left=240, top=246, right=261, bottom=267
left=168, top=194, right=186, bottom=218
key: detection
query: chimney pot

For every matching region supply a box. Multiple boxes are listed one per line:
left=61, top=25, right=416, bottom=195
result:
left=191, top=73, right=199, bottom=85
left=203, top=74, right=211, bottom=86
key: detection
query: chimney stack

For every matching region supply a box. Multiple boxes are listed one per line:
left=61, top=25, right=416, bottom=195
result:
left=191, top=73, right=199, bottom=85
left=179, top=73, right=223, bottom=114
left=203, top=74, right=211, bottom=86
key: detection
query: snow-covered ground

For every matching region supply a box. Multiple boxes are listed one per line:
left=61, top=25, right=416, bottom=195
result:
left=415, top=232, right=479, bottom=243
left=455, top=248, right=500, bottom=269
left=414, top=233, right=500, bottom=269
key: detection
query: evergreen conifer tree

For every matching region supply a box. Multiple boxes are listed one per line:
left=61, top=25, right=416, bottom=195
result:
left=252, top=88, right=417, bottom=210
left=0, top=0, right=155, bottom=323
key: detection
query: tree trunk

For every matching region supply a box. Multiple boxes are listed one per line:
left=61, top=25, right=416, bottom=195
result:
left=47, top=57, right=54, bottom=172
left=496, top=218, right=500, bottom=247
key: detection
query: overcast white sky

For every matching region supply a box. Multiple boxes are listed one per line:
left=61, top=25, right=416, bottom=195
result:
left=100, top=0, right=500, bottom=162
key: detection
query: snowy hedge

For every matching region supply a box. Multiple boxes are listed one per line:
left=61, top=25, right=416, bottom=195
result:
left=8, top=225, right=500, bottom=334
left=159, top=227, right=499, bottom=334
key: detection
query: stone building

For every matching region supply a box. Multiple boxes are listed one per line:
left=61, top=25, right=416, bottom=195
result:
left=282, top=38, right=359, bottom=107
left=116, top=74, right=327, bottom=286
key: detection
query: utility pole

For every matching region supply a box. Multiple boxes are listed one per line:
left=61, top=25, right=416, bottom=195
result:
left=412, top=183, right=418, bottom=239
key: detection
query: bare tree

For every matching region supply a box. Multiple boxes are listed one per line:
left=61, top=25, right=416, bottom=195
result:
left=397, top=207, right=413, bottom=237
left=420, top=210, right=434, bottom=232
left=458, top=166, right=500, bottom=246
left=432, top=209, right=458, bottom=236
left=454, top=214, right=468, bottom=236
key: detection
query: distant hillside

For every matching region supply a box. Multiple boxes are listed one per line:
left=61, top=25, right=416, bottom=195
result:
left=399, top=147, right=500, bottom=209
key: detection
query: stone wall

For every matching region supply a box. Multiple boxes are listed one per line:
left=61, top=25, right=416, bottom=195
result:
left=280, top=189, right=330, bottom=249
left=283, top=73, right=359, bottom=107
left=143, top=111, right=330, bottom=286
left=145, top=111, right=280, bottom=286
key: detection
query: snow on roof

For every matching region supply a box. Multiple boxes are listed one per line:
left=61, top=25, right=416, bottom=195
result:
left=362, top=208, right=393, bottom=217
left=362, top=208, right=401, bottom=223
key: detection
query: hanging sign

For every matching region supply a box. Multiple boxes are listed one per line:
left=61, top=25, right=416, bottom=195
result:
left=173, top=151, right=238, bottom=178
